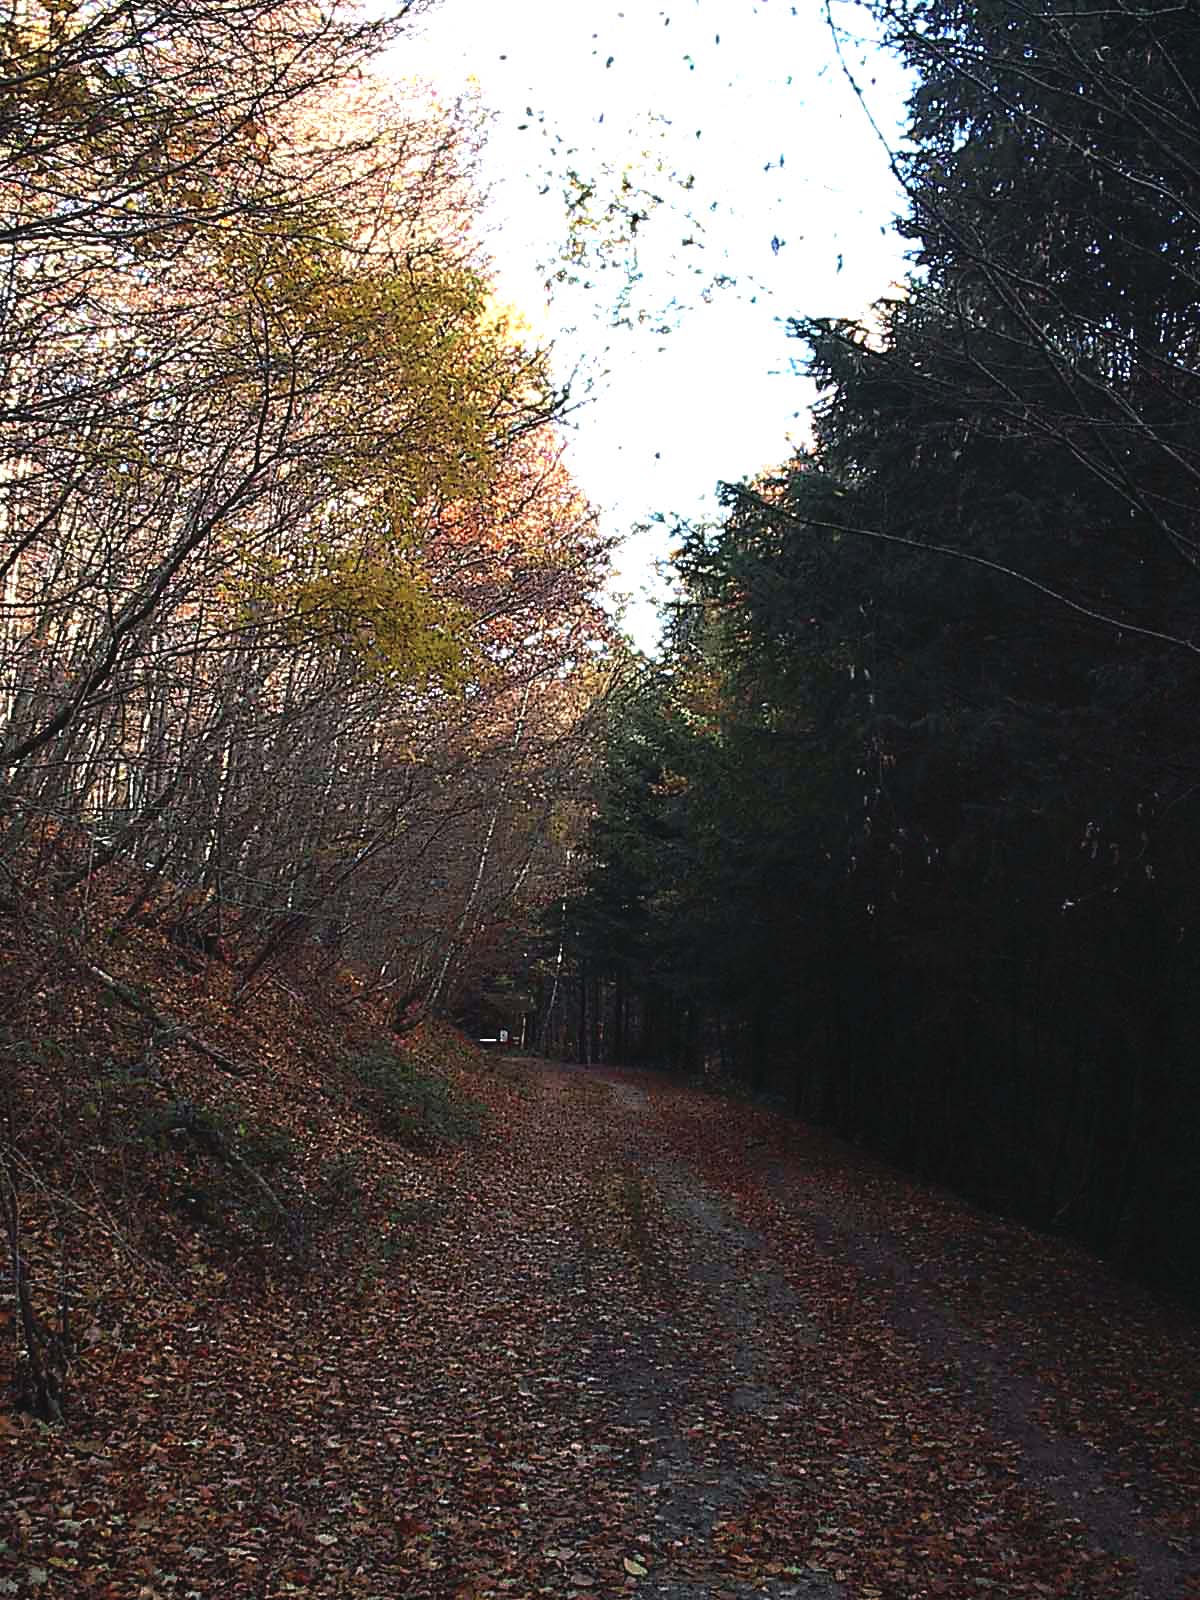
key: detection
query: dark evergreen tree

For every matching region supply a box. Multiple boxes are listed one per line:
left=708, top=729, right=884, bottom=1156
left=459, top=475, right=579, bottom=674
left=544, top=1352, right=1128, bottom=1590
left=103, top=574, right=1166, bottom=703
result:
left=572, top=0, right=1200, bottom=1303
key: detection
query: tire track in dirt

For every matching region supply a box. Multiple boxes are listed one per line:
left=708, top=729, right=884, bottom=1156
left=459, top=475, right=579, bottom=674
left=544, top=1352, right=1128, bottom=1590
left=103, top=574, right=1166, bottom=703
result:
left=566, top=1070, right=844, bottom=1600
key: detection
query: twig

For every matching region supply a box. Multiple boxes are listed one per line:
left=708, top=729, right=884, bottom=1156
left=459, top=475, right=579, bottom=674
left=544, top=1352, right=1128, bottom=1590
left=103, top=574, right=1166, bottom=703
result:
left=158, top=1102, right=290, bottom=1226
left=80, top=961, right=247, bottom=1077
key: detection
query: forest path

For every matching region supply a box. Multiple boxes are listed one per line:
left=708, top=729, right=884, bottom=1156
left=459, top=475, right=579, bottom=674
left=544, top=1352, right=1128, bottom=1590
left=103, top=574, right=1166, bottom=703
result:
left=369, top=1059, right=1199, bottom=1600
left=19, top=1056, right=1196, bottom=1600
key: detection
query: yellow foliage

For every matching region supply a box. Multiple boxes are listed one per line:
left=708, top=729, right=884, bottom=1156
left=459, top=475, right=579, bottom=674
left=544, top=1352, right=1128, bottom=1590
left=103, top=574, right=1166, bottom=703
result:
left=252, top=554, right=472, bottom=692
left=211, top=215, right=554, bottom=529
left=208, top=205, right=560, bottom=685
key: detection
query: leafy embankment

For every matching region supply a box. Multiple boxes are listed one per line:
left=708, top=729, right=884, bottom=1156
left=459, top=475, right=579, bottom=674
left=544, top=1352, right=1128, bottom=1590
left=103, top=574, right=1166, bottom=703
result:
left=0, top=886, right=498, bottom=1585
left=2, top=894, right=1198, bottom=1600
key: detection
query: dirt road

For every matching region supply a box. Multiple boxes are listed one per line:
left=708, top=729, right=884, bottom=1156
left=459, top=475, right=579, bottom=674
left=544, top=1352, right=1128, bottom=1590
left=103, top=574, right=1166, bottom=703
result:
left=13, top=1055, right=1194, bottom=1600
left=368, top=1060, right=1199, bottom=1599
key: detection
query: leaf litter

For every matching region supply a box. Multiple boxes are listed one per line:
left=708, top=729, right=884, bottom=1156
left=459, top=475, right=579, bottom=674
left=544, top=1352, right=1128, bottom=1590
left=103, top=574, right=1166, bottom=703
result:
left=2, top=950, right=1198, bottom=1600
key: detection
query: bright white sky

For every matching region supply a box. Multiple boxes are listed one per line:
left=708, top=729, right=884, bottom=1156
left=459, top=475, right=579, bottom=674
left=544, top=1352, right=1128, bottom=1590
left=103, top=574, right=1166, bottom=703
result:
left=391, top=0, right=912, bottom=651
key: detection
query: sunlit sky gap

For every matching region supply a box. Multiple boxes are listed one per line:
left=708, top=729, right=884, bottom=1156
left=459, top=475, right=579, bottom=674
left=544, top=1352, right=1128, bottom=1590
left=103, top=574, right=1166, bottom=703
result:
left=391, top=0, right=913, bottom=651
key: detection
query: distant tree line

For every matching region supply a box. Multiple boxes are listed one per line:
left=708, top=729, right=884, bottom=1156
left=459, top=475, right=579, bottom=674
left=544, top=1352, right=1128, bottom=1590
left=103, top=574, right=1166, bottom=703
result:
left=561, top=0, right=1200, bottom=1304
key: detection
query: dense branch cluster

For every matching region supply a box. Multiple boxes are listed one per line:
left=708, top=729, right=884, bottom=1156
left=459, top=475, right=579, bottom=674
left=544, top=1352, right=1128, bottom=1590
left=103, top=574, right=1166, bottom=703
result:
left=0, top=0, right=612, bottom=1010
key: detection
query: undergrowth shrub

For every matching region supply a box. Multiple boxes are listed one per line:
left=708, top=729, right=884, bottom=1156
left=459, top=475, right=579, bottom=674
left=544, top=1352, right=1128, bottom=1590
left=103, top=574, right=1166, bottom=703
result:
left=317, top=1149, right=366, bottom=1213
left=139, top=1100, right=296, bottom=1170
left=343, top=1044, right=485, bottom=1148
left=137, top=1099, right=301, bottom=1244
left=230, top=1114, right=297, bottom=1173
left=385, top=1195, right=442, bottom=1232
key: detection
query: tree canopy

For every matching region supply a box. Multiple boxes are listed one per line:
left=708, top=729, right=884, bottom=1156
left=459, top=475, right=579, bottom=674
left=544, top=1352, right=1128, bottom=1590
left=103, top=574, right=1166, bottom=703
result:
left=0, top=0, right=613, bottom=1027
